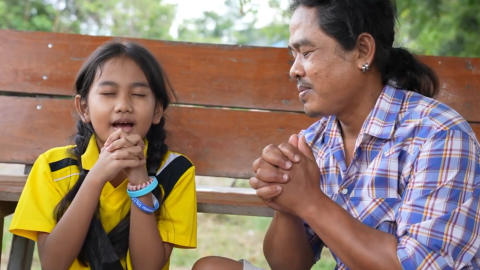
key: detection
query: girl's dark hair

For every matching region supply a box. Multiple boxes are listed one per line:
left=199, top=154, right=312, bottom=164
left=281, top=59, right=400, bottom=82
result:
left=290, top=0, right=439, bottom=98
left=54, top=40, right=175, bottom=266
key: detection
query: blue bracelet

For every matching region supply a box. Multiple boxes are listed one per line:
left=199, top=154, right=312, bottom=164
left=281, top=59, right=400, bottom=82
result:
left=131, top=194, right=159, bottom=214
left=127, top=176, right=158, bottom=198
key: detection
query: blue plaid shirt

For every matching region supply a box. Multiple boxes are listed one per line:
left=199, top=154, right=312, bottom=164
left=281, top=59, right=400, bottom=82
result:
left=301, top=85, right=480, bottom=269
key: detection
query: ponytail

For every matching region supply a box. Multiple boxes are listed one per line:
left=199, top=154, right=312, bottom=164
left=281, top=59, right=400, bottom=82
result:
left=381, top=47, right=439, bottom=98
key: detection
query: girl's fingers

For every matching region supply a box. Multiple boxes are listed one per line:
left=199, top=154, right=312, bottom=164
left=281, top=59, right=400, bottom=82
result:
left=104, top=129, right=128, bottom=147
left=110, top=146, right=145, bottom=160
left=106, top=134, right=144, bottom=152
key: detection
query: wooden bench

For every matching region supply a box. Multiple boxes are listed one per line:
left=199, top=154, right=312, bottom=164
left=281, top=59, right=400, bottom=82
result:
left=0, top=29, right=479, bottom=269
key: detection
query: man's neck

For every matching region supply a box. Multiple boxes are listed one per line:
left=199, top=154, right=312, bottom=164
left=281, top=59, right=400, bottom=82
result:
left=337, top=82, right=384, bottom=141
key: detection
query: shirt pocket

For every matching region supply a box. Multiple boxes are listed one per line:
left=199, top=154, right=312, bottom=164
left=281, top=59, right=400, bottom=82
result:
left=348, top=197, right=401, bottom=229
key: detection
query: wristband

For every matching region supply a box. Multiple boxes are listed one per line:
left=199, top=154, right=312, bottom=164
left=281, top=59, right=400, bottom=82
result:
left=131, top=194, right=159, bottom=214
left=127, top=176, right=158, bottom=198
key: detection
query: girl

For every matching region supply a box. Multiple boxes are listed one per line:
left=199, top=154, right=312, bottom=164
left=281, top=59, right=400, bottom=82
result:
left=9, top=40, right=197, bottom=270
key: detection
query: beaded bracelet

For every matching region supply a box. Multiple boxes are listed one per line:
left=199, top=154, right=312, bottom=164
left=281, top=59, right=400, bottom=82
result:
left=131, top=194, right=159, bottom=214
left=127, top=176, right=158, bottom=198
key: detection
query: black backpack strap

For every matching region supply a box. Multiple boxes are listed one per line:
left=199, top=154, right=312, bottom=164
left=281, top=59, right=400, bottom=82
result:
left=84, top=218, right=124, bottom=270
left=156, top=154, right=193, bottom=200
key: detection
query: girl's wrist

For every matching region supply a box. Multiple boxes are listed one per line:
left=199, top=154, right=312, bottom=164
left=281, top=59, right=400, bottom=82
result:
left=83, top=173, right=108, bottom=193
left=127, top=169, right=149, bottom=186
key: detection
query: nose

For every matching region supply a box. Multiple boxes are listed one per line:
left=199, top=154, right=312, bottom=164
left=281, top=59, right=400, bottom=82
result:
left=114, top=93, right=133, bottom=114
left=289, top=55, right=305, bottom=80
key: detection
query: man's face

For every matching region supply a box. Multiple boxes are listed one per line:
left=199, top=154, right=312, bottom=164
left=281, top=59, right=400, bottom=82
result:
left=288, top=6, right=364, bottom=119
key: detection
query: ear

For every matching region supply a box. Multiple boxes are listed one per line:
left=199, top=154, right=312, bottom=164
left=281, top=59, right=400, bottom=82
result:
left=74, top=95, right=90, bottom=123
left=355, top=33, right=376, bottom=72
left=152, top=102, right=164, bottom=125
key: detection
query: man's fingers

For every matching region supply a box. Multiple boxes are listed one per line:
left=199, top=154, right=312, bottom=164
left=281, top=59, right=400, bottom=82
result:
left=278, top=142, right=301, bottom=164
left=256, top=168, right=288, bottom=184
left=250, top=177, right=285, bottom=190
left=288, top=134, right=299, bottom=148
left=298, top=135, right=315, bottom=161
left=256, top=185, right=282, bottom=201
left=260, top=144, right=293, bottom=170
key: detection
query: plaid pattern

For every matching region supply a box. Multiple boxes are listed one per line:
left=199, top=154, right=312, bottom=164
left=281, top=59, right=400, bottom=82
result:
left=301, top=86, right=480, bottom=270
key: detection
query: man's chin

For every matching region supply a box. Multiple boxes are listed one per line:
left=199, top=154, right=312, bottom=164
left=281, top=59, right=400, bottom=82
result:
left=303, top=105, right=324, bottom=119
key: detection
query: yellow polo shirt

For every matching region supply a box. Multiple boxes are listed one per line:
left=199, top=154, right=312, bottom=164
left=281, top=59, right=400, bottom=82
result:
left=9, top=135, right=197, bottom=270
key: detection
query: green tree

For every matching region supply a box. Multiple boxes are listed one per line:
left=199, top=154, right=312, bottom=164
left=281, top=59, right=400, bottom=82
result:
left=0, top=0, right=177, bottom=40
left=0, top=0, right=57, bottom=32
left=176, top=0, right=480, bottom=57
left=395, top=0, right=480, bottom=57
left=176, top=0, right=289, bottom=46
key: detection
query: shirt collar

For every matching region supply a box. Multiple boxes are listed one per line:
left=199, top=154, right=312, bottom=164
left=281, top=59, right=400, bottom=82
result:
left=81, top=134, right=149, bottom=171
left=360, top=85, right=404, bottom=140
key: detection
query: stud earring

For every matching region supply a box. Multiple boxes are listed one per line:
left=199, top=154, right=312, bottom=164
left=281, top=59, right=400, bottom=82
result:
left=362, top=63, right=369, bottom=73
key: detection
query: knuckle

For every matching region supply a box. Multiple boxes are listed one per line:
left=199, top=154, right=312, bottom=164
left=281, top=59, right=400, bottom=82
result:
left=262, top=144, right=276, bottom=155
left=278, top=142, right=290, bottom=149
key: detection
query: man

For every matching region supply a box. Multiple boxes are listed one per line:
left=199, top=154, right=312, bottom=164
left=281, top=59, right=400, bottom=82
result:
left=193, top=1, right=480, bottom=269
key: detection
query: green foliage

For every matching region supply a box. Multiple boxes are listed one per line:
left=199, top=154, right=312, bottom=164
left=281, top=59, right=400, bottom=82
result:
left=0, top=0, right=176, bottom=39
left=395, top=0, right=480, bottom=57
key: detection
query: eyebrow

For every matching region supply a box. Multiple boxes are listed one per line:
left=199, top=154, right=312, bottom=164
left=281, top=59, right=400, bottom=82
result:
left=97, top=81, right=149, bottom=88
left=288, top=38, right=316, bottom=51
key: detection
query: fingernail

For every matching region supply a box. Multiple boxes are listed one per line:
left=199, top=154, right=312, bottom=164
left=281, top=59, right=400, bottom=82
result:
left=275, top=186, right=281, bottom=192
left=283, top=174, right=288, bottom=181
left=294, top=154, right=300, bottom=162
left=285, top=161, right=292, bottom=168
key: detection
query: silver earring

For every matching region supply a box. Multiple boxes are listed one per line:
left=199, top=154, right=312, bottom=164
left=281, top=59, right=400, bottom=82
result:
left=362, top=63, right=369, bottom=73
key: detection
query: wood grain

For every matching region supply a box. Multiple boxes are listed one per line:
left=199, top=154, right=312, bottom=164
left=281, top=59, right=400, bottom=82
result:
left=1, top=30, right=479, bottom=120
left=0, top=30, right=299, bottom=112
left=0, top=96, right=315, bottom=178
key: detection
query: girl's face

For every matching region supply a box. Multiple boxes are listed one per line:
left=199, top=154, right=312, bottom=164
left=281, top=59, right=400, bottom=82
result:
left=75, top=57, right=163, bottom=147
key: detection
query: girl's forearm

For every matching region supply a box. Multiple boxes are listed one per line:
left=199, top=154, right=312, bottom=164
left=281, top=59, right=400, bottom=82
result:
left=39, top=176, right=104, bottom=270
left=129, top=194, right=168, bottom=269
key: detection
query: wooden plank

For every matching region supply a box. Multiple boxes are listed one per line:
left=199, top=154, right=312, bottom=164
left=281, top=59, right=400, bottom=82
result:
left=0, top=175, right=271, bottom=216
left=0, top=29, right=300, bottom=112
left=420, top=57, right=480, bottom=122
left=0, top=96, right=314, bottom=178
left=7, top=236, right=34, bottom=270
left=196, top=186, right=272, bottom=217
left=197, top=204, right=273, bottom=217
left=1, top=30, right=480, bottom=119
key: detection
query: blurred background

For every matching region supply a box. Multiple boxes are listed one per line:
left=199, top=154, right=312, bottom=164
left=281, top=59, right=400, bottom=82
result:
left=1, top=0, right=479, bottom=269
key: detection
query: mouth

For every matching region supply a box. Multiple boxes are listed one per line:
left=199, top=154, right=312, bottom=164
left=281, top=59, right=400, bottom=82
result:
left=112, top=118, right=135, bottom=132
left=298, top=85, right=312, bottom=99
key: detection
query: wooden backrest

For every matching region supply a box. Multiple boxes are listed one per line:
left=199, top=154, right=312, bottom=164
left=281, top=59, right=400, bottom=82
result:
left=1, top=29, right=479, bottom=179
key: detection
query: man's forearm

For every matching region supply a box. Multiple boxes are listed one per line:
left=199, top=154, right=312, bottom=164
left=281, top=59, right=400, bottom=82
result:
left=264, top=211, right=314, bottom=270
left=300, top=190, right=402, bottom=270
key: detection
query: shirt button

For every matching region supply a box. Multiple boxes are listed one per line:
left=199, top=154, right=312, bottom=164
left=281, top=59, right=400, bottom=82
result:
left=341, top=188, right=348, bottom=195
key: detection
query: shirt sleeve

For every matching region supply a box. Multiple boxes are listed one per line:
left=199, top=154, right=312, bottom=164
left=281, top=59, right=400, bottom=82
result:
left=158, top=165, right=197, bottom=248
left=9, top=154, right=64, bottom=242
left=304, top=222, right=325, bottom=263
left=396, top=129, right=480, bottom=270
